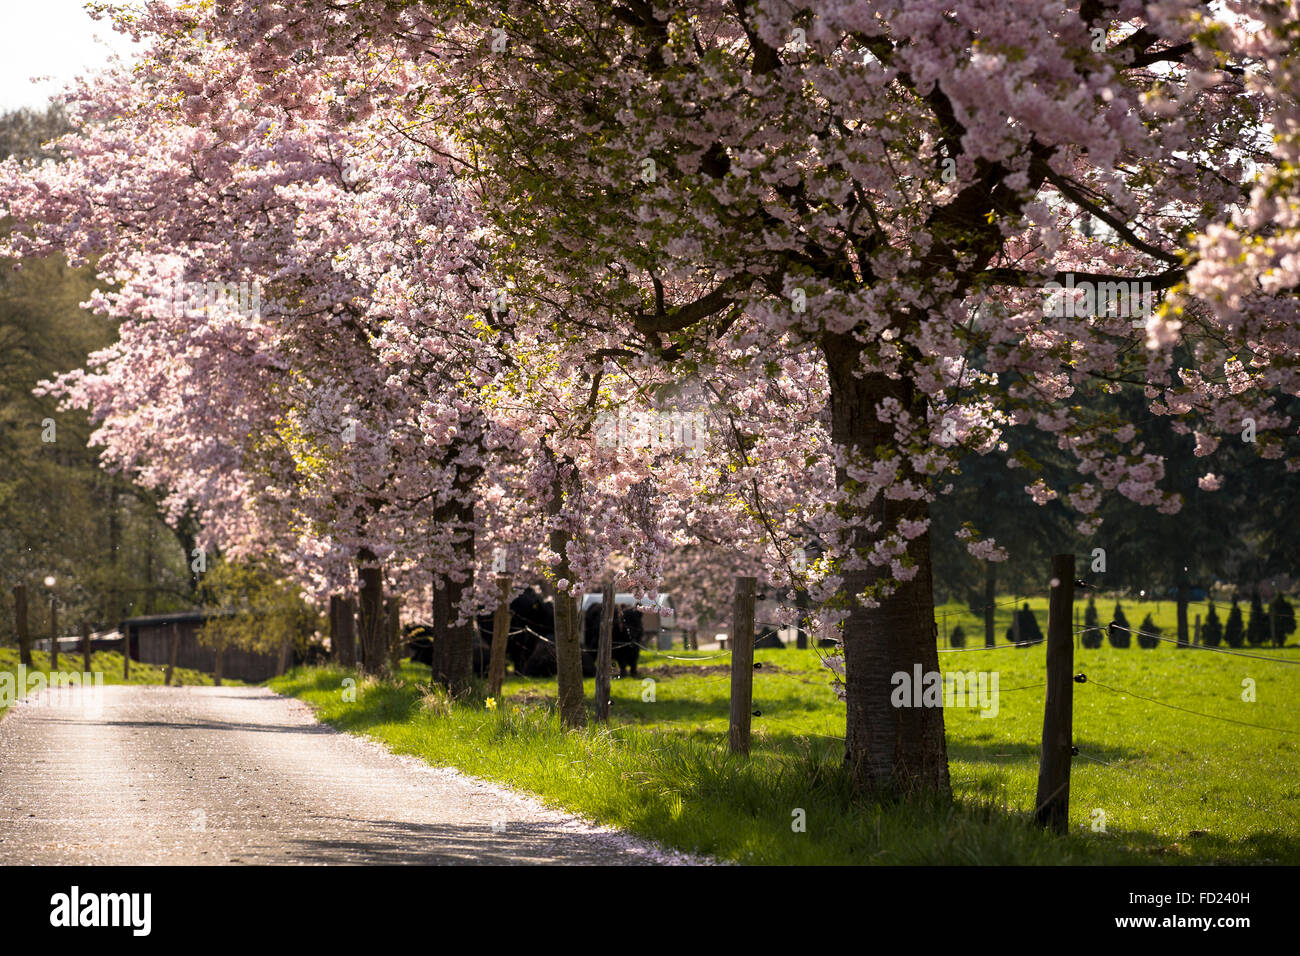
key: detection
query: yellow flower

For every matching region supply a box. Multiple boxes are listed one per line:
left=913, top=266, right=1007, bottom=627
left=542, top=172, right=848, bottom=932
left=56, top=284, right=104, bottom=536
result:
left=485, top=697, right=498, bottom=711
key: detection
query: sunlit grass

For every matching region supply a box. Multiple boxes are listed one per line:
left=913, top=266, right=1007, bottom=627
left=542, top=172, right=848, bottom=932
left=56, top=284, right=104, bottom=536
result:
left=270, top=627, right=1300, bottom=864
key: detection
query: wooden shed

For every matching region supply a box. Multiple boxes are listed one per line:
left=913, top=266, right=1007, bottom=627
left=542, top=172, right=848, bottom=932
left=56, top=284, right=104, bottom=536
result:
left=119, top=611, right=287, bottom=682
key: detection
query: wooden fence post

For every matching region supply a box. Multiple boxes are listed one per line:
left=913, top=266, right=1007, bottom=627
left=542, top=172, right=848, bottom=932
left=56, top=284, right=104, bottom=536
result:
left=728, top=575, right=757, bottom=756
left=329, top=594, right=340, bottom=662
left=1035, top=554, right=1076, bottom=833
left=81, top=620, right=91, bottom=673
left=13, top=585, right=31, bottom=667
left=795, top=589, right=809, bottom=650
left=487, top=576, right=511, bottom=700
left=164, top=622, right=179, bottom=686
left=49, top=596, right=58, bottom=670
left=214, top=644, right=224, bottom=686
left=122, top=623, right=130, bottom=679
left=595, top=580, right=616, bottom=723
left=1194, top=613, right=1201, bottom=646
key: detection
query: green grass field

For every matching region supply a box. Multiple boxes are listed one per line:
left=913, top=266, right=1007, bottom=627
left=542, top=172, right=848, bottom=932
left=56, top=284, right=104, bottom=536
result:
left=269, top=596, right=1300, bottom=865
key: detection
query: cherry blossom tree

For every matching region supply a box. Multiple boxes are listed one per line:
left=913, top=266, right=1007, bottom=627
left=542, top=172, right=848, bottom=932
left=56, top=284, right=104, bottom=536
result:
left=7, top=1, right=1300, bottom=797
left=196, top=0, right=1300, bottom=794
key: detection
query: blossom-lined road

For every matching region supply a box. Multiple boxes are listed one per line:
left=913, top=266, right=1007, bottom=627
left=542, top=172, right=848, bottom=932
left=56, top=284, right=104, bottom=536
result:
left=0, top=685, right=700, bottom=865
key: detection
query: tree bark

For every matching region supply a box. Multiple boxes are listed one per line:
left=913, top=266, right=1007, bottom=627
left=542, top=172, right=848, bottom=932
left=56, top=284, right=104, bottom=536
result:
left=430, top=502, right=476, bottom=695
left=337, top=597, right=357, bottom=668
left=164, top=622, right=179, bottom=686
left=546, top=462, right=585, bottom=729
left=357, top=552, right=385, bottom=678
left=431, top=573, right=474, bottom=694
left=487, top=576, right=511, bottom=700
left=107, top=482, right=120, bottom=629
left=825, top=332, right=950, bottom=797
left=984, top=561, right=997, bottom=649
left=48, top=597, right=58, bottom=671
left=385, top=596, right=401, bottom=674
left=795, top=587, right=810, bottom=649
left=1176, top=580, right=1189, bottom=648
left=595, top=579, right=615, bottom=723
left=14, top=585, right=31, bottom=667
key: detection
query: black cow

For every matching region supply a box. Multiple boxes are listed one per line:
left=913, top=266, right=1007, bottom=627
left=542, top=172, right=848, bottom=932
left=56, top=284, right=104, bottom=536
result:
left=405, top=624, right=436, bottom=666
left=508, top=587, right=562, bottom=676
left=407, top=587, right=606, bottom=679
left=405, top=621, right=494, bottom=676
left=582, top=601, right=643, bottom=678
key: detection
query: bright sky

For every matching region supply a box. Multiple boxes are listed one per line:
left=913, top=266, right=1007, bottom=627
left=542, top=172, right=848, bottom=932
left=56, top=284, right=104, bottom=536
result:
left=0, top=0, right=141, bottom=113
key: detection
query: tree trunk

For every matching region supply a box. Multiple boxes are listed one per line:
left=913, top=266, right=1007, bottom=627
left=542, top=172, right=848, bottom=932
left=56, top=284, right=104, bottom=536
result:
left=487, top=576, right=511, bottom=700
left=14, top=585, right=31, bottom=667
left=429, top=501, right=476, bottom=695
left=107, top=482, right=120, bottom=628
left=431, top=572, right=474, bottom=695
left=329, top=594, right=340, bottom=662
left=164, top=622, right=179, bottom=686
left=546, top=462, right=585, bottom=729
left=1176, top=581, right=1189, bottom=648
left=984, top=561, right=996, bottom=649
left=48, top=597, right=58, bottom=671
left=337, top=597, right=357, bottom=668
left=144, top=523, right=156, bottom=615
left=825, top=333, right=950, bottom=797
left=795, top=587, right=810, bottom=649
left=595, top=580, right=615, bottom=723
left=357, top=553, right=385, bottom=678
left=386, top=596, right=401, bottom=675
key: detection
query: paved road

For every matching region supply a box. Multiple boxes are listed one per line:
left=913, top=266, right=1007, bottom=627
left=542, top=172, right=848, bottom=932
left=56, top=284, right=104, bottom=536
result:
left=0, top=684, right=703, bottom=865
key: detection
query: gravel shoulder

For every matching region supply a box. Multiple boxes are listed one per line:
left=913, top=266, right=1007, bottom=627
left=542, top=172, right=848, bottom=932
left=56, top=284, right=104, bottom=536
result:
left=0, top=683, right=708, bottom=865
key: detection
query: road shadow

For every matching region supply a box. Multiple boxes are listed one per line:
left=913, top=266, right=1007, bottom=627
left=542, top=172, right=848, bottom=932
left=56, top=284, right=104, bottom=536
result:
left=283, top=818, right=663, bottom=865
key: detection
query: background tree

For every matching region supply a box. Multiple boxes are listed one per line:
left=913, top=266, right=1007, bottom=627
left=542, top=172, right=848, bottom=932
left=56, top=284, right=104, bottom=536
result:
left=1137, top=612, right=1161, bottom=649
left=1081, top=594, right=1104, bottom=649
left=196, top=558, right=321, bottom=668
left=949, top=624, right=966, bottom=649
left=1108, top=601, right=1131, bottom=649
left=1246, top=592, right=1271, bottom=647
left=0, top=105, right=192, bottom=644
left=1201, top=601, right=1223, bottom=647
left=1224, top=600, right=1245, bottom=649
left=1269, top=593, right=1296, bottom=647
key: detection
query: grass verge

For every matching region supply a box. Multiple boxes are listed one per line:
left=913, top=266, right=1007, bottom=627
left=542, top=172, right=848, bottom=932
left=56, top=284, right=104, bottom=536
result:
left=269, top=629, right=1300, bottom=864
